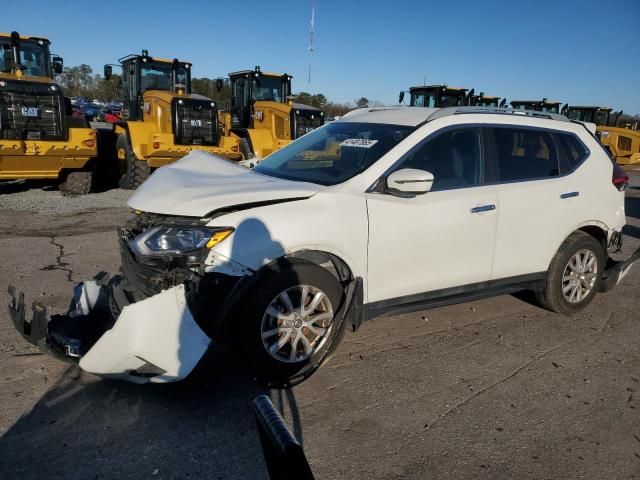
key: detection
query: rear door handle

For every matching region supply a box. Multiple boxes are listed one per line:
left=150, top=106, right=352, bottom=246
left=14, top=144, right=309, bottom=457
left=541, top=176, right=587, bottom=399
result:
left=470, top=204, right=496, bottom=213
left=560, top=191, right=580, bottom=199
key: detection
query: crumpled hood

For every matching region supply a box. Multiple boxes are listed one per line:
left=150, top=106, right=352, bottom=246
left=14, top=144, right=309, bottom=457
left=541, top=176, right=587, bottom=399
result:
left=127, top=150, right=323, bottom=217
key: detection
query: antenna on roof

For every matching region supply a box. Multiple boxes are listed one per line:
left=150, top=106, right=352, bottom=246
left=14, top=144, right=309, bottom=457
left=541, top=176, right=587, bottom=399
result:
left=308, top=0, right=315, bottom=84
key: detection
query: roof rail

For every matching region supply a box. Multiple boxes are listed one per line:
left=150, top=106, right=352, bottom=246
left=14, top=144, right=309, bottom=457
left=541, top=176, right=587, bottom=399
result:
left=427, top=106, right=570, bottom=123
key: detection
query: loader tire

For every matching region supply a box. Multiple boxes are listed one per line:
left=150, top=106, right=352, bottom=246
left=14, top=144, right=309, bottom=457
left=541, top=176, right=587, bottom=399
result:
left=239, top=137, right=254, bottom=161
left=117, top=134, right=150, bottom=190
left=59, top=171, right=94, bottom=196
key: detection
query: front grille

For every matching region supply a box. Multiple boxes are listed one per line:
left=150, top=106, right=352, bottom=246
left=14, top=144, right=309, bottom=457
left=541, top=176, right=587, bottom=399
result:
left=0, top=85, right=65, bottom=141
left=293, top=108, right=324, bottom=139
left=173, top=98, right=217, bottom=146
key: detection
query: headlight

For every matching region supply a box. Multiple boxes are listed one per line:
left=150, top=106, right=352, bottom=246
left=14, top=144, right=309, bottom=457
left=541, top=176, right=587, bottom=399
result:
left=129, top=226, right=233, bottom=262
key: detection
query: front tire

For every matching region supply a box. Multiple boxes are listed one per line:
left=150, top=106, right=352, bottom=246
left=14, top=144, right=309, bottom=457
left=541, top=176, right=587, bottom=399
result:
left=116, top=134, right=150, bottom=190
left=229, top=260, right=346, bottom=387
left=536, top=231, right=605, bottom=315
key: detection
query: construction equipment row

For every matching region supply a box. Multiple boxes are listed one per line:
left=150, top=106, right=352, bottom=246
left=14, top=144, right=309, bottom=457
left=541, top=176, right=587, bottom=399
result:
left=399, top=84, right=639, bottom=166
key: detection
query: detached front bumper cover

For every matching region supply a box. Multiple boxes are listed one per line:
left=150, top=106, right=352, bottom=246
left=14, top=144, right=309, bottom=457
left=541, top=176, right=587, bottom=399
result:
left=8, top=280, right=212, bottom=384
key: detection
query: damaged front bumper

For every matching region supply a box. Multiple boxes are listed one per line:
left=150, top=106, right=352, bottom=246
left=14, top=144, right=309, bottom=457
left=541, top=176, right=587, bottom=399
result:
left=8, top=279, right=211, bottom=384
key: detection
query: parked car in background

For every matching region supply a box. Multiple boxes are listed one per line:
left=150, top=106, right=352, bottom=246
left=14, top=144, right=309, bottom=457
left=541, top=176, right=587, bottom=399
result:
left=10, top=106, right=639, bottom=388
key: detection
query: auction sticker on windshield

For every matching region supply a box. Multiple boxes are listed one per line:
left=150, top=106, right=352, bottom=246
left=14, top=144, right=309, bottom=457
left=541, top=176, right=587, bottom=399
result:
left=340, top=138, right=379, bottom=148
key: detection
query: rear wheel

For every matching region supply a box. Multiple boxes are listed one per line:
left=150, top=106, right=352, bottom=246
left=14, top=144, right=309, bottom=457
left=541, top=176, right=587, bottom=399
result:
left=59, top=170, right=94, bottom=196
left=116, top=134, right=150, bottom=190
left=536, top=231, right=605, bottom=315
left=228, top=260, right=346, bottom=387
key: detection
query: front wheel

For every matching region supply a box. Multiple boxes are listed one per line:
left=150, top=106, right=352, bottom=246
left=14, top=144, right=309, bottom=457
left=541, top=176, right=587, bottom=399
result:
left=228, top=260, right=346, bottom=387
left=536, top=231, right=605, bottom=315
left=116, top=134, right=150, bottom=190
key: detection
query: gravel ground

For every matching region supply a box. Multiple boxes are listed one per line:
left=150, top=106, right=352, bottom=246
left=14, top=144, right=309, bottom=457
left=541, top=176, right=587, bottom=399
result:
left=0, top=181, right=132, bottom=214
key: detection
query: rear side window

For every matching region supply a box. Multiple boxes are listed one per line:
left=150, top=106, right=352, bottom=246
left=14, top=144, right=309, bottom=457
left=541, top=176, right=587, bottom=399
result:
left=491, top=127, right=559, bottom=182
left=554, top=133, right=589, bottom=174
left=398, top=127, right=483, bottom=191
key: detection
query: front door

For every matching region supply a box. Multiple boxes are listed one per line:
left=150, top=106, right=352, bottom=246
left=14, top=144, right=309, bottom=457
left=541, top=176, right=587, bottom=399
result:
left=366, top=126, right=498, bottom=304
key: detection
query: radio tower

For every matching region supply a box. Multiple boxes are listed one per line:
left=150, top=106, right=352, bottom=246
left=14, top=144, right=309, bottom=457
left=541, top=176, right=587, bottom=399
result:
left=308, top=0, right=315, bottom=84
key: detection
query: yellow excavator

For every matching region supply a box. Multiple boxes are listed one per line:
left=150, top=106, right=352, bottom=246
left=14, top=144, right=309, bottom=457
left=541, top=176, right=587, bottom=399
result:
left=0, top=31, right=98, bottom=195
left=563, top=105, right=640, bottom=165
left=104, top=50, right=243, bottom=189
left=218, top=66, right=325, bottom=159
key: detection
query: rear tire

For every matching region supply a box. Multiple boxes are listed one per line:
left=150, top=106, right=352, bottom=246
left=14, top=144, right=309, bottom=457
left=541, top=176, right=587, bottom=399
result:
left=116, top=134, right=150, bottom=190
left=59, top=170, right=94, bottom=196
left=536, top=231, right=605, bottom=315
left=239, top=137, right=254, bottom=161
left=227, top=260, right=346, bottom=387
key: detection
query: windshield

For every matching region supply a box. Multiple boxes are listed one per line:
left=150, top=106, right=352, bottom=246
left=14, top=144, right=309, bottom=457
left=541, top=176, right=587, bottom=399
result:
left=252, top=75, right=284, bottom=102
left=253, top=122, right=416, bottom=186
left=411, top=91, right=436, bottom=107
left=140, top=62, right=188, bottom=91
left=594, top=110, right=609, bottom=126
left=0, top=38, right=49, bottom=76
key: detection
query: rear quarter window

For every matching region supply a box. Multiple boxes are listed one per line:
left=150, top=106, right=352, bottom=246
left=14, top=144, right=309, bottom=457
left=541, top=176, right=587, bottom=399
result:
left=554, top=133, right=589, bottom=174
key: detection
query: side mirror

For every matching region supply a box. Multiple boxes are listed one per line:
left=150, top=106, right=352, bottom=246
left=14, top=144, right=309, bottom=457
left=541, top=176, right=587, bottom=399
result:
left=215, top=78, right=223, bottom=92
left=51, top=56, right=63, bottom=75
left=398, top=91, right=405, bottom=104
left=104, top=65, right=112, bottom=80
left=386, top=169, right=434, bottom=195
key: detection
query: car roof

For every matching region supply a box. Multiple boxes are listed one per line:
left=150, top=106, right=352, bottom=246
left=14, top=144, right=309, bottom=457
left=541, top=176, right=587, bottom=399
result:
left=339, top=107, right=439, bottom=126
left=338, top=106, right=572, bottom=127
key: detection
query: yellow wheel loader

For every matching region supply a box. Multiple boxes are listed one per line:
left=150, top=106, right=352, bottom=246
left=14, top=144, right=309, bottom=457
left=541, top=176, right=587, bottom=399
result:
left=398, top=84, right=471, bottom=107
left=0, top=31, right=97, bottom=195
left=469, top=92, right=507, bottom=108
left=104, top=50, right=243, bottom=189
left=219, top=66, right=325, bottom=160
left=510, top=98, right=563, bottom=114
left=563, top=105, right=640, bottom=165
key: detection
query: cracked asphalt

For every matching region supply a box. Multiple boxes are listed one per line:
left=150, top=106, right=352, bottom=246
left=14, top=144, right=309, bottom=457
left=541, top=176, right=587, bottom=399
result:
left=0, top=173, right=639, bottom=480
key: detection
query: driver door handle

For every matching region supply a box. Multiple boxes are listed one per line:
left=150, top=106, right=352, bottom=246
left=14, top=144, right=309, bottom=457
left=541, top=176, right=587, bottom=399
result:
left=470, top=204, right=496, bottom=214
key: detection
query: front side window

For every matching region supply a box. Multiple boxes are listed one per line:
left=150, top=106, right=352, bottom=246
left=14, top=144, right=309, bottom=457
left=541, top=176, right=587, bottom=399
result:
left=397, top=127, right=483, bottom=191
left=491, top=127, right=559, bottom=182
left=254, top=122, right=415, bottom=186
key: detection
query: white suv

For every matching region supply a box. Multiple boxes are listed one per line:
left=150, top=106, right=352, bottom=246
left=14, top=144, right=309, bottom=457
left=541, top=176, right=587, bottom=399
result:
left=9, top=107, right=639, bottom=386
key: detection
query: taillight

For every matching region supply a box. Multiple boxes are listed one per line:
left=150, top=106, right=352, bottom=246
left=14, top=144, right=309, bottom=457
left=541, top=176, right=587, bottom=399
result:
left=612, top=162, right=629, bottom=191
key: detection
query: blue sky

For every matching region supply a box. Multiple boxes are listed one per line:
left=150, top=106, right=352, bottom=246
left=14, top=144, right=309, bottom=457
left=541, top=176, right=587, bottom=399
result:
left=5, top=0, right=640, bottom=113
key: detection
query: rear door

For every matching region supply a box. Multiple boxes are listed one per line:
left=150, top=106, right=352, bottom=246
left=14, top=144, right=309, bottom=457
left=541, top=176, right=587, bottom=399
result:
left=486, top=125, right=588, bottom=280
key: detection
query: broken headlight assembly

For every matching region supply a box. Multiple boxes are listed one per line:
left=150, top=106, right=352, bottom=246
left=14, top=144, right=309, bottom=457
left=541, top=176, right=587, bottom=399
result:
left=128, top=225, right=233, bottom=267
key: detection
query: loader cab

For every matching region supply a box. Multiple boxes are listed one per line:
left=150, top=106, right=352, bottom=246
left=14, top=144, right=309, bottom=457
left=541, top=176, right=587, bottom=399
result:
left=0, top=31, right=61, bottom=79
left=511, top=99, right=562, bottom=114
left=228, top=66, right=292, bottom=129
left=108, top=50, right=192, bottom=121
left=469, top=93, right=504, bottom=108
left=563, top=106, right=612, bottom=126
left=404, top=85, right=470, bottom=108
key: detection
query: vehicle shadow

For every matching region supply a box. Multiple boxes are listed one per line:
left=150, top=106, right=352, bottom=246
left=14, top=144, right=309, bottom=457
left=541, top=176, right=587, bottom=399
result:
left=0, top=347, right=304, bottom=479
